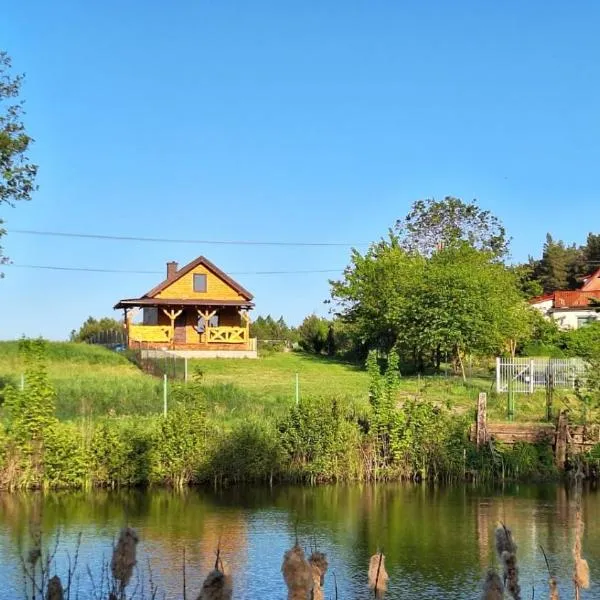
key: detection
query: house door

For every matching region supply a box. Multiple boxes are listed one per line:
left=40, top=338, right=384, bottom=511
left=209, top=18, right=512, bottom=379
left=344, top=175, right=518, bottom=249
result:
left=173, top=311, right=187, bottom=344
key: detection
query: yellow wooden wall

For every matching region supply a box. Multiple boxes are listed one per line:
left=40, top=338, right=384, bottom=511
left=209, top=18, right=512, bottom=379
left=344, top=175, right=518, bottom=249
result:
left=156, top=265, right=246, bottom=301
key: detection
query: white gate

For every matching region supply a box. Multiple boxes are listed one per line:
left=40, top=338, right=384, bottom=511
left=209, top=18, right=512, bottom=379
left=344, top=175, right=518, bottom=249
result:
left=495, top=357, right=587, bottom=394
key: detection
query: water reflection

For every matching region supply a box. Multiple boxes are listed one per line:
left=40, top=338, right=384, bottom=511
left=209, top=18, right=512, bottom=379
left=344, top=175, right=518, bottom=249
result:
left=0, top=483, right=598, bottom=599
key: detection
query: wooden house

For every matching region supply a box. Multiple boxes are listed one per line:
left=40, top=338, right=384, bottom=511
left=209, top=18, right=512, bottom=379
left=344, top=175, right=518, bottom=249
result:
left=114, top=256, right=257, bottom=357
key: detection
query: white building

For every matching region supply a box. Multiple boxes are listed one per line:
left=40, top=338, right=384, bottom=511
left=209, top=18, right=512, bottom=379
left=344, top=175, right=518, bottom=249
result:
left=530, top=267, right=600, bottom=329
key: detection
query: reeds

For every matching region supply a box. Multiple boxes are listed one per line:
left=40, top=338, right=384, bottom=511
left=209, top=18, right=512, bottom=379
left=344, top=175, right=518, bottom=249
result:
left=573, top=480, right=590, bottom=599
left=46, top=575, right=64, bottom=600
left=110, top=527, right=139, bottom=597
left=308, top=551, right=328, bottom=600
left=481, top=569, right=503, bottom=600
left=368, top=552, right=389, bottom=599
left=494, top=523, right=520, bottom=600
left=282, top=544, right=313, bottom=600
left=197, top=549, right=233, bottom=600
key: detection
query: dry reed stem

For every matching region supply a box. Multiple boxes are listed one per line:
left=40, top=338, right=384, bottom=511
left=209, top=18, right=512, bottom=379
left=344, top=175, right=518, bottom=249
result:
left=481, top=569, right=503, bottom=600
left=573, top=497, right=590, bottom=593
left=368, top=553, right=389, bottom=598
left=282, top=544, right=312, bottom=600
left=110, top=527, right=139, bottom=591
left=495, top=524, right=520, bottom=600
left=549, top=576, right=559, bottom=600
left=197, top=569, right=233, bottom=600
left=308, top=551, right=328, bottom=587
left=46, top=575, right=64, bottom=600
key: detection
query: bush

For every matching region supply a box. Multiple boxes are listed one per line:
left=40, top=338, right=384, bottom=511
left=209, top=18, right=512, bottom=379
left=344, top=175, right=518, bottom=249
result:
left=297, top=315, right=330, bottom=354
left=207, top=419, right=284, bottom=484
left=43, top=422, right=87, bottom=488
left=278, top=396, right=363, bottom=482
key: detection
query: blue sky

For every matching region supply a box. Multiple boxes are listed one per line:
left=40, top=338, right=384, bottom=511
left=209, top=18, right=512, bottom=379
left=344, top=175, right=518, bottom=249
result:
left=1, top=1, right=600, bottom=339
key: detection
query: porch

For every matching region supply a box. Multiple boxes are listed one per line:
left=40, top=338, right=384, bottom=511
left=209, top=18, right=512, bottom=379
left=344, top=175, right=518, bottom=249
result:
left=124, top=303, right=257, bottom=355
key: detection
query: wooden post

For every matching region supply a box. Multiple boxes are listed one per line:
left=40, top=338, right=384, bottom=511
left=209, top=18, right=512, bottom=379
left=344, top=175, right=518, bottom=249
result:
left=495, top=357, right=501, bottom=392
left=476, top=392, right=487, bottom=447
left=162, top=308, right=182, bottom=348
left=555, top=410, right=568, bottom=470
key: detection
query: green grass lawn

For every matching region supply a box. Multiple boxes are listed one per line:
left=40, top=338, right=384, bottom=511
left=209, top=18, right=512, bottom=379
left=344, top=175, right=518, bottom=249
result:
left=0, top=340, right=581, bottom=424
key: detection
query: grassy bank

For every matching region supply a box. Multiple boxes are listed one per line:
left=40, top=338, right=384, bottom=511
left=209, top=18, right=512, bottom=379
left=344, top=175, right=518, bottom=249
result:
left=0, top=340, right=585, bottom=424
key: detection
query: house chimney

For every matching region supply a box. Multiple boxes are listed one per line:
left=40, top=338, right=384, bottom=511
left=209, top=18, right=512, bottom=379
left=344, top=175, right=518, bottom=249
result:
left=166, top=261, right=178, bottom=279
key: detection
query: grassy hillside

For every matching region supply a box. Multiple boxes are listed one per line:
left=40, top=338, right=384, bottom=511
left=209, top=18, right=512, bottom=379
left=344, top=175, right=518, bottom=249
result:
left=0, top=340, right=580, bottom=424
left=0, top=341, right=163, bottom=419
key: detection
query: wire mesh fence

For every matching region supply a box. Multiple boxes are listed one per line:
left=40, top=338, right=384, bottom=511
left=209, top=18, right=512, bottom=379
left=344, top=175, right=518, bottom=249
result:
left=496, top=357, right=588, bottom=394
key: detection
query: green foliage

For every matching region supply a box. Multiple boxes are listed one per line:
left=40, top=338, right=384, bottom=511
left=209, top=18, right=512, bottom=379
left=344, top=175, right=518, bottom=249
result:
left=278, top=396, right=363, bottom=482
left=0, top=51, right=38, bottom=265
left=70, top=316, right=124, bottom=343
left=250, top=315, right=297, bottom=347
left=394, top=196, right=509, bottom=258
left=4, top=339, right=56, bottom=445
left=297, top=314, right=330, bottom=354
left=42, top=422, right=87, bottom=488
left=208, top=419, right=284, bottom=484
left=150, top=392, right=208, bottom=487
left=332, top=237, right=531, bottom=368
left=562, top=321, right=600, bottom=359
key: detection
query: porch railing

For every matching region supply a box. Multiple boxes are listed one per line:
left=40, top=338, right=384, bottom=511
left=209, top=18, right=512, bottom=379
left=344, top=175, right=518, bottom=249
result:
left=128, top=325, right=172, bottom=343
left=207, top=326, right=248, bottom=343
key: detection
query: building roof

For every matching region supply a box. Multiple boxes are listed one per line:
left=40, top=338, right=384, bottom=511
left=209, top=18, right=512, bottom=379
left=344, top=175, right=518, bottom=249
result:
left=114, top=298, right=254, bottom=309
left=531, top=290, right=600, bottom=310
left=114, top=255, right=254, bottom=310
left=580, top=267, right=600, bottom=291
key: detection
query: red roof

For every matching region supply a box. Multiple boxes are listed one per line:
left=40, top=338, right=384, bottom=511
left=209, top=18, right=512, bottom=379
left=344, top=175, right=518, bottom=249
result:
left=581, top=267, right=600, bottom=291
left=532, top=290, right=600, bottom=309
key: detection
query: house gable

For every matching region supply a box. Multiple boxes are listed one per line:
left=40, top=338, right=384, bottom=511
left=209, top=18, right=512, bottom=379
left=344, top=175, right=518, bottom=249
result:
left=144, top=256, right=253, bottom=302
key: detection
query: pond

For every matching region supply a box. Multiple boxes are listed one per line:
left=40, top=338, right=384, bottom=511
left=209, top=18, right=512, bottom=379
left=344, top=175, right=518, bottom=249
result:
left=0, top=483, right=598, bottom=599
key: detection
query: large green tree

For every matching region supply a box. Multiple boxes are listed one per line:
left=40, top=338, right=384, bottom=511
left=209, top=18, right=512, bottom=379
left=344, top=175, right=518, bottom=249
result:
left=1, top=51, right=38, bottom=266
left=331, top=238, right=532, bottom=374
left=395, top=196, right=509, bottom=258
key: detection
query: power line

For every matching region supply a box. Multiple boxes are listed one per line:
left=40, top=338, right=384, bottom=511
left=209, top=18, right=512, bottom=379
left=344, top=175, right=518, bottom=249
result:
left=4, top=263, right=344, bottom=275
left=7, top=229, right=368, bottom=248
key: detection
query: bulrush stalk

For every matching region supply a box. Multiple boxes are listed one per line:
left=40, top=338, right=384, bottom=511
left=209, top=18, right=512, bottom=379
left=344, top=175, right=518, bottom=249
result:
left=573, top=485, right=590, bottom=599
left=495, top=523, right=520, bottom=600
left=197, top=547, right=233, bottom=600
left=46, top=575, right=64, bottom=600
left=110, top=527, right=139, bottom=595
left=308, top=551, right=328, bottom=600
left=282, top=544, right=313, bottom=600
left=481, top=570, right=503, bottom=600
left=368, top=552, right=389, bottom=598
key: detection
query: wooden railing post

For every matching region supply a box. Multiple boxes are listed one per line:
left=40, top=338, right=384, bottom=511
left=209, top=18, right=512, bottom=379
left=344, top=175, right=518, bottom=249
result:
left=476, top=392, right=487, bottom=447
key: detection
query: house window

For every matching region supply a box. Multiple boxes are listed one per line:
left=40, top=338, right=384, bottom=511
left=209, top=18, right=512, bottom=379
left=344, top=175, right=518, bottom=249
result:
left=142, top=307, right=158, bottom=325
left=577, top=316, right=596, bottom=328
left=193, top=274, right=207, bottom=293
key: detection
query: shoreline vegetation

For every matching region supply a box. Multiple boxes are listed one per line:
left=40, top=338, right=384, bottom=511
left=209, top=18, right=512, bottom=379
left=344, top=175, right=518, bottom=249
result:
left=0, top=339, right=596, bottom=491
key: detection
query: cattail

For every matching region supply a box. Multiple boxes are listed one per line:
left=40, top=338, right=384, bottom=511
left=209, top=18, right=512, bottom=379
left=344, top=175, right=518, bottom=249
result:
left=368, top=552, right=389, bottom=598
left=573, top=501, right=590, bottom=592
left=197, top=570, right=233, bottom=600
left=110, top=527, right=139, bottom=591
left=282, top=544, right=312, bottom=600
left=495, top=524, right=520, bottom=600
left=549, top=576, right=560, bottom=600
left=46, top=575, right=64, bottom=600
left=481, top=569, right=503, bottom=600
left=308, top=551, right=328, bottom=587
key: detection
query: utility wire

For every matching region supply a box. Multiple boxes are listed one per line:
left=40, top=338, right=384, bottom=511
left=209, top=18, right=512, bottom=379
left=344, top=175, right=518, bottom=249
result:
left=7, top=229, right=368, bottom=248
left=4, top=263, right=344, bottom=275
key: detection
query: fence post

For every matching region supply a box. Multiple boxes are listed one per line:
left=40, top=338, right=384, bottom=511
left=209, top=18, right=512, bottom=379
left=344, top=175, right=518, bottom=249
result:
left=529, top=359, right=535, bottom=395
left=476, top=392, right=487, bottom=447
left=495, top=357, right=501, bottom=392
left=163, top=374, right=168, bottom=417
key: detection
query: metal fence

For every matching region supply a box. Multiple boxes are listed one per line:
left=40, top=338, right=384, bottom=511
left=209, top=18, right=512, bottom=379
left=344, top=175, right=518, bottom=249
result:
left=87, top=330, right=127, bottom=350
left=127, top=343, right=188, bottom=381
left=496, top=357, right=588, bottom=394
